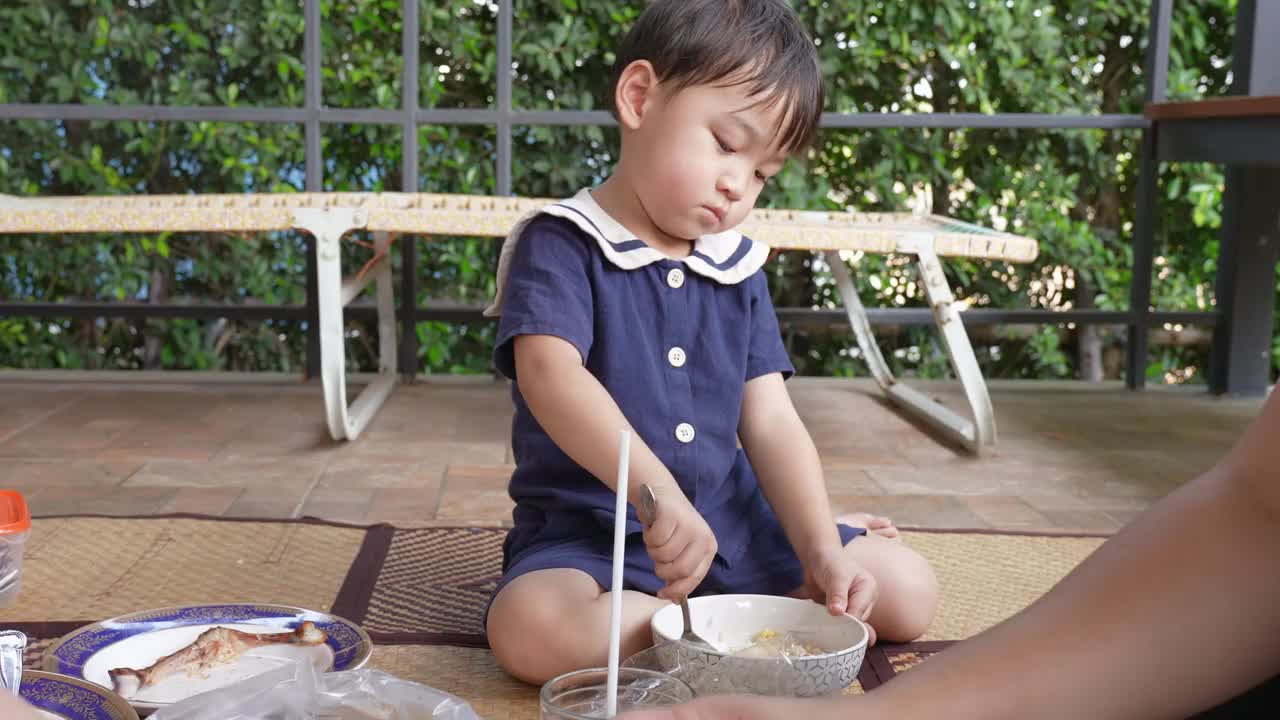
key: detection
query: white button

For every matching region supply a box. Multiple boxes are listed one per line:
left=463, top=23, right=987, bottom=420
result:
left=666, top=268, right=685, bottom=288
left=667, top=347, right=687, bottom=368
left=675, top=423, right=696, bottom=443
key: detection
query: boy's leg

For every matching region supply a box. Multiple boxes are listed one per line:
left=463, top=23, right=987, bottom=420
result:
left=487, top=567, right=669, bottom=685
left=788, top=532, right=938, bottom=643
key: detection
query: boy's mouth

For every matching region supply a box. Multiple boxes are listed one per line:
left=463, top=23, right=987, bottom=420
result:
left=701, top=205, right=726, bottom=224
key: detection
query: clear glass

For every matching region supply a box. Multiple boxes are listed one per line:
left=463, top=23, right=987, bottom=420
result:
left=540, top=667, right=695, bottom=720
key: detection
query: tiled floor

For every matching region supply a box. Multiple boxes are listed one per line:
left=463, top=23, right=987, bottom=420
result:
left=0, top=373, right=1264, bottom=533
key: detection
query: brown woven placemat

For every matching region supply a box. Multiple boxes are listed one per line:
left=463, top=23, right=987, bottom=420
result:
left=357, top=527, right=505, bottom=646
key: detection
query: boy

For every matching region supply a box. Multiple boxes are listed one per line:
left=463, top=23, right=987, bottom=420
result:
left=484, top=0, right=938, bottom=684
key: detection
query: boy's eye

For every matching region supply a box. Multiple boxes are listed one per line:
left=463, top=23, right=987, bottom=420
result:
left=714, top=134, right=734, bottom=153
left=755, top=171, right=769, bottom=183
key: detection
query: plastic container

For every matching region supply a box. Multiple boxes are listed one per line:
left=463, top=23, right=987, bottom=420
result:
left=0, top=491, right=31, bottom=608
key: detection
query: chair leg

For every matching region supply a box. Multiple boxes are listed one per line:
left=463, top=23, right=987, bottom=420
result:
left=824, top=248, right=997, bottom=453
left=345, top=232, right=399, bottom=440
left=294, top=208, right=398, bottom=442
left=825, top=250, right=896, bottom=390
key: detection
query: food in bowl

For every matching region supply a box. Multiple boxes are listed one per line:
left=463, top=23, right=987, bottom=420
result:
left=730, top=629, right=824, bottom=659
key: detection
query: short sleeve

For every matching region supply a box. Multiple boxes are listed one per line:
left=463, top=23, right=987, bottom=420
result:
left=745, top=270, right=795, bottom=381
left=492, top=216, right=595, bottom=380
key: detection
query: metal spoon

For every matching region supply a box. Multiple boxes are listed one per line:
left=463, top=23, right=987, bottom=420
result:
left=637, top=485, right=718, bottom=653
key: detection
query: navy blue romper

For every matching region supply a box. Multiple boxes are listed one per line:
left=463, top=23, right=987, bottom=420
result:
left=484, top=188, right=864, bottom=607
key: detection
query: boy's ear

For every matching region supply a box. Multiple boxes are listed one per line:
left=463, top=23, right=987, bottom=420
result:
left=614, top=60, right=659, bottom=130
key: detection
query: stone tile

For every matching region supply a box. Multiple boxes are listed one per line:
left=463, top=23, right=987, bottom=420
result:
left=316, top=458, right=443, bottom=490
left=0, top=460, right=141, bottom=490
left=223, top=499, right=303, bottom=519
left=300, top=502, right=374, bottom=525
left=212, top=429, right=343, bottom=462
left=1102, top=509, right=1145, bottom=528
left=962, top=496, right=1054, bottom=531
left=124, top=460, right=324, bottom=489
left=0, top=391, right=79, bottom=441
left=0, top=420, right=139, bottom=458
left=299, top=488, right=376, bottom=523
left=95, top=421, right=236, bottom=463
left=826, top=493, right=989, bottom=530
left=0, top=376, right=1266, bottom=534
left=365, top=487, right=442, bottom=524
left=868, top=465, right=1009, bottom=496
left=158, top=487, right=244, bottom=515
left=1017, top=492, right=1098, bottom=512
left=807, top=427, right=911, bottom=465
left=819, top=461, right=886, bottom=494
left=27, top=486, right=177, bottom=516
left=1039, top=509, right=1122, bottom=534
left=444, top=464, right=515, bottom=482
left=351, top=439, right=508, bottom=466
left=222, top=485, right=313, bottom=519
left=453, top=412, right=513, bottom=445
left=435, top=466, right=514, bottom=523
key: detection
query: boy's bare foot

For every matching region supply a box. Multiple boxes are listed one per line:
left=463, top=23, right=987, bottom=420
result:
left=836, top=512, right=901, bottom=541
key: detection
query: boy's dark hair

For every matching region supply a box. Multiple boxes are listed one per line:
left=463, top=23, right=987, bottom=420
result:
left=608, top=0, right=824, bottom=154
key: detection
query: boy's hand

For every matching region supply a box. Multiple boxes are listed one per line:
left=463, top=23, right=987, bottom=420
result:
left=802, top=545, right=879, bottom=624
left=641, top=485, right=718, bottom=600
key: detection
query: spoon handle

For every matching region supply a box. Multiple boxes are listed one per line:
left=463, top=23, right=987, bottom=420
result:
left=638, top=485, right=657, bottom=528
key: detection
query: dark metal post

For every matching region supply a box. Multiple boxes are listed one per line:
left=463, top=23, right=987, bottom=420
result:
left=1125, top=0, right=1171, bottom=390
left=303, top=0, right=323, bottom=379
left=496, top=0, right=513, bottom=195
left=1208, top=0, right=1280, bottom=395
left=399, top=0, right=421, bottom=381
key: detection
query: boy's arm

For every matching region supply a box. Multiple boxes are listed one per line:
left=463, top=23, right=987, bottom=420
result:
left=515, top=334, right=717, bottom=599
left=738, top=373, right=843, bottom=574
left=515, top=334, right=674, bottom=506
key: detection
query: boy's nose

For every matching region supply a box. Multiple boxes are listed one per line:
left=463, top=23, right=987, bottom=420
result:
left=717, top=173, right=745, bottom=202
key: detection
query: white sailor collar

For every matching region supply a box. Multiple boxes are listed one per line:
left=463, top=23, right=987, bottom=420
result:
left=484, top=188, right=770, bottom=317
left=547, top=188, right=770, bottom=283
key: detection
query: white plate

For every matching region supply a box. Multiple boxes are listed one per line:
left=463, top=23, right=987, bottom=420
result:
left=43, top=603, right=371, bottom=714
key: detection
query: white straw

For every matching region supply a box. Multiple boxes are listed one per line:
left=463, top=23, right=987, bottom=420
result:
left=605, top=429, right=631, bottom=718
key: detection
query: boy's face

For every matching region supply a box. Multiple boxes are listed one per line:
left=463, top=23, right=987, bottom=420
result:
left=628, top=79, right=792, bottom=241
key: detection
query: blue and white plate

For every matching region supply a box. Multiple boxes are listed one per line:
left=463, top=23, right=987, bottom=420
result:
left=42, top=603, right=371, bottom=714
left=20, top=670, right=139, bottom=720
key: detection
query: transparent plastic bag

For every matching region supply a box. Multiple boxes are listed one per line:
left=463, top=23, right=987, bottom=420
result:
left=150, top=659, right=482, bottom=720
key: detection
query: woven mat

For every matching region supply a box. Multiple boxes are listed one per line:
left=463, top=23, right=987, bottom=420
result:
left=349, top=526, right=1106, bottom=646
left=0, top=516, right=364, bottom=622
left=2, top=517, right=1106, bottom=720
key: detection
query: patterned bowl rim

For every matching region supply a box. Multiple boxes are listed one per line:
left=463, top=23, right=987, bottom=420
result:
left=21, top=669, right=141, bottom=720
left=40, top=602, right=372, bottom=709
